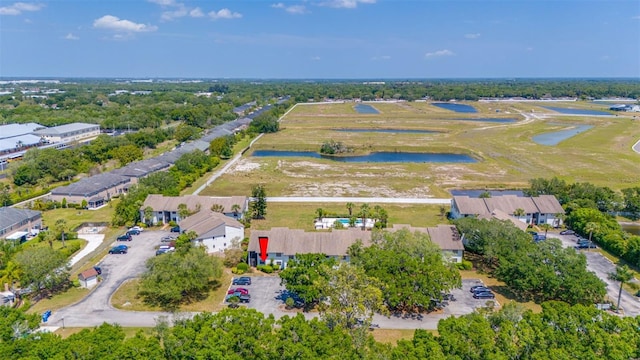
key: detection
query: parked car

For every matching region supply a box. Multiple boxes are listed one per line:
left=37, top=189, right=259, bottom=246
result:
left=232, top=277, right=252, bottom=285
left=117, top=234, right=132, bottom=241
left=126, top=229, right=140, bottom=236
left=473, top=291, right=495, bottom=299
left=156, top=248, right=174, bottom=256
left=129, top=226, right=144, bottom=232
left=93, top=266, right=102, bottom=275
left=533, top=234, right=547, bottom=242
left=225, top=294, right=251, bottom=303
left=160, top=236, right=175, bottom=242
left=575, top=243, right=597, bottom=249
left=170, top=226, right=181, bottom=233
left=470, top=285, right=490, bottom=293
left=109, top=245, right=128, bottom=254
left=560, top=229, right=575, bottom=235
left=227, top=288, right=249, bottom=295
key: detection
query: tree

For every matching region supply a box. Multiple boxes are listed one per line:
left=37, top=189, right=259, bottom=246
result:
left=14, top=247, right=68, bottom=298
left=143, top=206, right=154, bottom=225
left=585, top=221, right=600, bottom=246
left=177, top=203, right=190, bottom=220
left=279, top=254, right=337, bottom=306
left=346, top=202, right=354, bottom=216
left=513, top=208, right=526, bottom=217
left=250, top=184, right=267, bottom=219
left=608, top=265, right=634, bottom=312
left=479, top=191, right=492, bottom=198
left=358, top=203, right=370, bottom=230
left=211, top=203, right=224, bottom=213
left=316, top=208, right=324, bottom=221
left=55, top=218, right=68, bottom=248
left=139, top=246, right=222, bottom=309
left=316, top=263, right=387, bottom=331
left=231, top=204, right=241, bottom=218
left=350, top=229, right=461, bottom=312
left=209, top=137, right=233, bottom=158
left=110, top=144, right=143, bottom=166
left=439, top=204, right=447, bottom=219
left=539, top=223, right=552, bottom=237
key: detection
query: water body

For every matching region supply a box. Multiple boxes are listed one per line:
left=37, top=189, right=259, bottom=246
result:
left=432, top=102, right=478, bottom=113
left=334, top=128, right=439, bottom=134
left=450, top=189, right=525, bottom=197
left=354, top=104, right=380, bottom=114
left=621, top=224, right=640, bottom=236
left=453, top=118, right=516, bottom=123
left=252, top=150, right=477, bottom=163
left=532, top=125, right=594, bottom=146
left=541, top=106, right=610, bottom=116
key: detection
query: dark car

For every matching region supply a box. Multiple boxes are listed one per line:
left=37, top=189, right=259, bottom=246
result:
left=470, top=285, right=490, bottom=293
left=93, top=266, right=102, bottom=275
left=117, top=234, right=132, bottom=241
left=227, top=288, right=249, bottom=296
left=232, top=277, right=252, bottom=285
left=170, top=226, right=181, bottom=233
left=560, top=229, right=575, bottom=235
left=126, top=229, right=140, bottom=236
left=575, top=243, right=597, bottom=249
left=473, top=291, right=495, bottom=299
left=109, top=245, right=128, bottom=254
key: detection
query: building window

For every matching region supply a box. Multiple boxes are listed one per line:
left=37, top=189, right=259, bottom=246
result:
left=288, top=255, right=294, bottom=260
left=275, top=253, right=282, bottom=257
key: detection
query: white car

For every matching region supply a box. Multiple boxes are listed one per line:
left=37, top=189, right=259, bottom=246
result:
left=129, top=226, right=144, bottom=232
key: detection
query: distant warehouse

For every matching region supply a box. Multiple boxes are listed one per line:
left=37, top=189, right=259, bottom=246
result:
left=34, top=122, right=100, bottom=144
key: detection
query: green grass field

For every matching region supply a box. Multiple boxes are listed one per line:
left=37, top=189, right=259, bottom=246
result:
left=202, top=101, right=640, bottom=198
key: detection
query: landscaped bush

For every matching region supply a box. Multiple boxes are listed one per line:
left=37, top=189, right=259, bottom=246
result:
left=236, top=263, right=249, bottom=273
left=257, top=265, right=274, bottom=274
left=456, top=260, right=473, bottom=270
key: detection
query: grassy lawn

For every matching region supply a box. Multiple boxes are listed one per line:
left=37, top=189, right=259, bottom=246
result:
left=459, top=270, right=542, bottom=313
left=54, top=326, right=155, bottom=339
left=370, top=329, right=421, bottom=345
left=202, top=101, right=640, bottom=198
left=249, top=202, right=448, bottom=231
left=111, top=270, right=232, bottom=312
left=41, top=203, right=116, bottom=231
left=27, top=287, right=89, bottom=314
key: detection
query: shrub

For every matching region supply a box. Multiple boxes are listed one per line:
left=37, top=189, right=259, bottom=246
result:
left=237, top=263, right=249, bottom=272
left=456, top=260, right=473, bottom=270
left=257, top=265, right=273, bottom=274
left=285, top=297, right=295, bottom=309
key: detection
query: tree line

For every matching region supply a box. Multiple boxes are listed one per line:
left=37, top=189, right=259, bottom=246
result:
left=0, top=302, right=638, bottom=359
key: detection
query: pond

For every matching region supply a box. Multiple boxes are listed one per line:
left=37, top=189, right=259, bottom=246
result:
left=432, top=102, right=478, bottom=113
left=354, top=104, right=380, bottom=114
left=541, top=106, right=611, bottom=116
left=532, top=125, right=593, bottom=146
left=251, top=150, right=477, bottom=163
left=621, top=224, right=640, bottom=236
left=450, top=189, right=525, bottom=197
left=334, top=128, right=439, bottom=134
left=452, top=118, right=516, bottom=123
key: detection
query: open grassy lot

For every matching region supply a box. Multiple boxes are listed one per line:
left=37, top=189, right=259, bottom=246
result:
left=249, top=202, right=447, bottom=231
left=202, top=101, right=639, bottom=198
left=370, top=329, right=424, bottom=345
left=111, top=270, right=232, bottom=312
left=459, top=270, right=542, bottom=313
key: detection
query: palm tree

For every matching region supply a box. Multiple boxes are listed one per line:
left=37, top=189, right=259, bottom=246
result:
left=585, top=221, right=600, bottom=246
left=359, top=203, right=370, bottom=230
left=513, top=208, right=526, bottom=217
left=211, top=204, right=224, bottom=213
left=144, top=206, right=154, bottom=226
left=539, top=223, right=552, bottom=237
left=177, top=203, right=190, bottom=220
left=346, top=202, right=354, bottom=217
left=608, top=265, right=634, bottom=313
left=316, top=208, right=324, bottom=222
left=231, top=204, right=241, bottom=218
left=55, top=219, right=68, bottom=248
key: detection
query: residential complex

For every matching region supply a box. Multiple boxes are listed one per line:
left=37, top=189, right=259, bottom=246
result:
left=450, top=194, right=564, bottom=226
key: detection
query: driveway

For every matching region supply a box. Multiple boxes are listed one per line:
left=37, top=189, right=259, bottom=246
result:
left=48, top=230, right=189, bottom=327
left=548, top=233, right=640, bottom=316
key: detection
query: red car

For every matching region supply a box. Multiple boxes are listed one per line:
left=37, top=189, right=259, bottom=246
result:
left=227, top=288, right=249, bottom=295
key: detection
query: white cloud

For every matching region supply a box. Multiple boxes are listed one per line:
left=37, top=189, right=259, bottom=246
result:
left=525, top=46, right=534, bottom=52
left=161, top=6, right=188, bottom=21
left=371, top=55, right=391, bottom=61
left=64, top=33, right=79, bottom=40
left=93, top=15, right=158, bottom=33
left=190, top=7, right=204, bottom=18
left=464, top=33, right=480, bottom=39
left=424, top=49, right=454, bottom=58
left=209, top=8, right=242, bottom=20
left=148, top=0, right=176, bottom=5
left=0, top=2, right=44, bottom=16
left=272, top=3, right=308, bottom=14
left=318, top=0, right=375, bottom=9
left=311, top=56, right=321, bottom=61
left=632, top=15, right=640, bottom=20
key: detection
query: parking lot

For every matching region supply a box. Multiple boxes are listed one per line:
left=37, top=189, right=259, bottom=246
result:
left=225, top=276, right=496, bottom=325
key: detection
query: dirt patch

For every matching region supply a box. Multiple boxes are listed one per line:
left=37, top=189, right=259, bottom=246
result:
left=228, top=159, right=262, bottom=174
left=288, top=182, right=432, bottom=198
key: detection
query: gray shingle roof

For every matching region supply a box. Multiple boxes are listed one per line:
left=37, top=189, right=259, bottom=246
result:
left=0, top=207, right=41, bottom=231
left=112, top=158, right=171, bottom=178
left=179, top=211, right=243, bottom=240
left=51, top=173, right=130, bottom=197
left=142, top=194, right=247, bottom=213
left=453, top=195, right=563, bottom=217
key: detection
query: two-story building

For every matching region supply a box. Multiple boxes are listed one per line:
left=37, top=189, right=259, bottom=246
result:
left=34, top=122, right=101, bottom=144
left=140, top=194, right=249, bottom=224
left=179, top=211, right=244, bottom=253
left=450, top=194, right=564, bottom=227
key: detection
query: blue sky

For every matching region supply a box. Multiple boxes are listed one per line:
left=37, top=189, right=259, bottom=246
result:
left=1, top=0, right=639, bottom=78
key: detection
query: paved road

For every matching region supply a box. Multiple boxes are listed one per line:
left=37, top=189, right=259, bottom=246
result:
left=549, top=233, right=640, bottom=316
left=48, top=230, right=189, bottom=327
left=633, top=139, right=640, bottom=154
left=266, top=197, right=451, bottom=204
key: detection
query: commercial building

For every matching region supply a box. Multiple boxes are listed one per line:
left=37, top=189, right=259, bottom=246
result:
left=0, top=207, right=42, bottom=243
left=50, top=172, right=131, bottom=208
left=34, top=122, right=100, bottom=144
